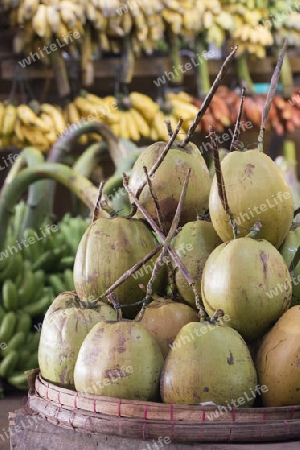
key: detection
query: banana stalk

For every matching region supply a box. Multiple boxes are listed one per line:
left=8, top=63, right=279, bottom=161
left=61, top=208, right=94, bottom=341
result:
left=236, top=53, right=255, bottom=94
left=0, top=164, right=98, bottom=252
left=72, top=141, right=106, bottom=179
left=47, top=121, right=128, bottom=168
left=279, top=51, right=293, bottom=100
left=195, top=35, right=210, bottom=98
left=169, top=32, right=183, bottom=83
left=3, top=147, right=48, bottom=237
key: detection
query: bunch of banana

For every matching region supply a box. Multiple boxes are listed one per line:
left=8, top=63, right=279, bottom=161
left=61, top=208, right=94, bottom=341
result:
left=267, top=0, right=300, bottom=46
left=0, top=203, right=89, bottom=391
left=220, top=0, right=273, bottom=58
left=0, top=101, right=67, bottom=152
left=6, top=0, right=84, bottom=59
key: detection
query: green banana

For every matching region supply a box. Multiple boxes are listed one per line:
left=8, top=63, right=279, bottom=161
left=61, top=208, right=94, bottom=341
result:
left=2, top=279, right=18, bottom=311
left=26, top=332, right=40, bottom=353
left=22, top=295, right=52, bottom=316
left=0, top=311, right=17, bottom=343
left=7, top=371, right=29, bottom=389
left=48, top=274, right=66, bottom=297
left=16, top=349, right=31, bottom=370
left=58, top=256, right=75, bottom=270
left=64, top=268, right=75, bottom=291
left=0, top=350, right=19, bottom=377
left=1, top=332, right=25, bottom=357
left=23, top=228, right=42, bottom=262
left=15, top=312, right=32, bottom=335
left=0, top=253, right=23, bottom=282
left=17, top=268, right=35, bottom=306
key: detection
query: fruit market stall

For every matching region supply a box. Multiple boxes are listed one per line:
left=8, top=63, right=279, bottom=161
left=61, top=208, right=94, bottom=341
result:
left=1, top=2, right=300, bottom=450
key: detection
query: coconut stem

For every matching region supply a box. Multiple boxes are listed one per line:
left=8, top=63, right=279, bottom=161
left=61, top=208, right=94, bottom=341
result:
left=209, top=126, right=239, bottom=239
left=230, top=87, right=246, bottom=152
left=294, top=207, right=300, bottom=218
left=179, top=45, right=238, bottom=148
left=136, top=169, right=191, bottom=322
left=106, top=293, right=122, bottom=321
left=123, top=174, right=206, bottom=320
left=258, top=40, right=287, bottom=153
left=127, top=118, right=184, bottom=218
left=143, top=165, right=165, bottom=233
left=289, top=244, right=300, bottom=273
left=164, top=120, right=173, bottom=136
left=245, top=221, right=262, bottom=238
left=100, top=244, right=163, bottom=300
left=92, top=181, right=105, bottom=223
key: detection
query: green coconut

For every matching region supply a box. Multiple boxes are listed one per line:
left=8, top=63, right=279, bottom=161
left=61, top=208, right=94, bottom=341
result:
left=209, top=149, right=294, bottom=248
left=74, top=320, right=164, bottom=401
left=201, top=237, right=292, bottom=342
left=172, top=220, right=222, bottom=308
left=256, top=305, right=300, bottom=407
left=280, top=222, right=300, bottom=306
left=38, top=292, right=116, bottom=389
left=160, top=321, right=257, bottom=405
left=128, top=141, right=211, bottom=231
left=73, top=216, right=167, bottom=318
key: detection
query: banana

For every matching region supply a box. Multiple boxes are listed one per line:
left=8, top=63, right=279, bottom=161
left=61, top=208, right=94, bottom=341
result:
left=64, top=268, right=75, bottom=291
left=23, top=294, right=52, bottom=316
left=18, top=268, right=35, bottom=307
left=0, top=253, right=23, bottom=283
left=0, top=102, right=5, bottom=133
left=23, top=0, right=39, bottom=21
left=26, top=332, right=40, bottom=353
left=129, top=108, right=151, bottom=137
left=48, top=274, right=66, bottom=297
left=0, top=350, right=19, bottom=378
left=15, top=312, right=32, bottom=335
left=2, top=104, right=17, bottom=136
left=46, top=4, right=61, bottom=34
left=23, top=228, right=42, bottom=261
left=40, top=103, right=66, bottom=135
left=2, top=280, right=18, bottom=312
left=7, top=372, right=29, bottom=389
left=32, top=4, right=48, bottom=38
left=1, top=332, right=25, bottom=357
left=0, top=311, right=17, bottom=344
left=17, top=104, right=38, bottom=125
left=125, top=110, right=140, bottom=141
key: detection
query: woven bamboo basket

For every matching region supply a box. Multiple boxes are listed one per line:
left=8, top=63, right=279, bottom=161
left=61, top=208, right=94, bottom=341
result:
left=27, top=373, right=300, bottom=443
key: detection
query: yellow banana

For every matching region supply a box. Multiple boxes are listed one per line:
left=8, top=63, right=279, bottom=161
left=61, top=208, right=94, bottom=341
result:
left=40, top=104, right=67, bottom=135
left=2, top=104, right=17, bottom=137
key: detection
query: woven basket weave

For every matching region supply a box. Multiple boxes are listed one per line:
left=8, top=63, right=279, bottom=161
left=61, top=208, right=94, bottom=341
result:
left=28, top=374, right=300, bottom=443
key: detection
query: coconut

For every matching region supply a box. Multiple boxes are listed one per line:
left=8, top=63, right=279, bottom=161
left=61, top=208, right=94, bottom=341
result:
left=38, top=292, right=116, bottom=389
left=137, top=296, right=199, bottom=357
left=160, top=321, right=257, bottom=405
left=209, top=149, right=294, bottom=248
left=172, top=220, right=222, bottom=308
left=74, top=320, right=164, bottom=401
left=73, top=216, right=167, bottom=318
left=128, top=141, right=211, bottom=231
left=280, top=222, right=300, bottom=306
left=201, top=238, right=292, bottom=342
left=256, top=305, right=300, bottom=407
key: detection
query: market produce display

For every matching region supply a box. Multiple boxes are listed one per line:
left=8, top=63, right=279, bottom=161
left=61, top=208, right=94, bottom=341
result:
left=32, top=46, right=300, bottom=412
left=2, top=86, right=300, bottom=153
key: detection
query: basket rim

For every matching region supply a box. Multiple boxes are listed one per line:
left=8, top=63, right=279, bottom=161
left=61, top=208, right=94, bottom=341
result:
left=35, top=374, right=300, bottom=423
